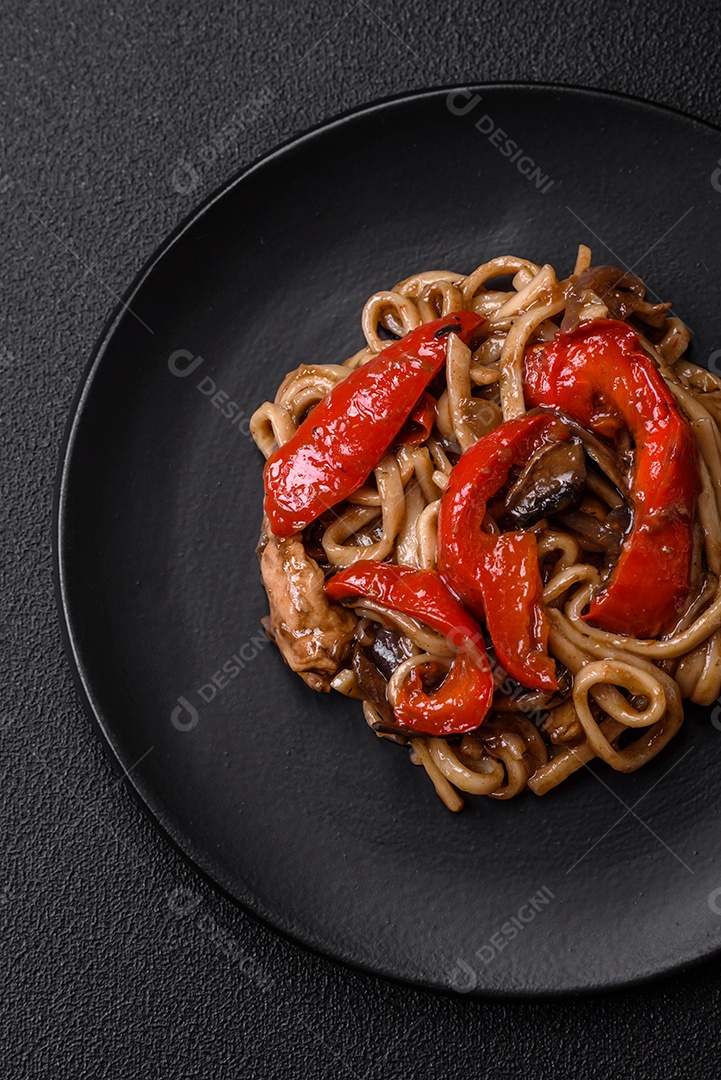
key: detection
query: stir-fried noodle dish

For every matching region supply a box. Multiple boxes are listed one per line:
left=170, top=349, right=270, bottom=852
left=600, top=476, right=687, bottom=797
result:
left=251, top=247, right=721, bottom=810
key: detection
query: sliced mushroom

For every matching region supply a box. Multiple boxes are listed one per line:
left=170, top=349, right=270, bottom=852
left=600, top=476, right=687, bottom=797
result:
left=557, top=506, right=630, bottom=555
left=562, top=264, right=671, bottom=332
left=605, top=504, right=632, bottom=537
left=365, top=626, right=416, bottom=680
left=352, top=644, right=394, bottom=725
left=505, top=439, right=586, bottom=527
left=552, top=413, right=630, bottom=496
left=351, top=628, right=420, bottom=736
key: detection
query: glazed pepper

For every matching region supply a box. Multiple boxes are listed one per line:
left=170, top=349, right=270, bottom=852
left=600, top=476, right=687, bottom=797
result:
left=326, top=561, right=493, bottom=736
left=264, top=312, right=484, bottom=536
left=396, top=391, right=436, bottom=446
left=438, top=414, right=570, bottom=692
left=524, top=319, right=700, bottom=638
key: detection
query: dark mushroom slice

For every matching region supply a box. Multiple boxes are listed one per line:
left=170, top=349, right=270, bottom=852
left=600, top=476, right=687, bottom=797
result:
left=351, top=627, right=421, bottom=738
left=557, top=506, right=631, bottom=556
left=364, top=625, right=416, bottom=681
left=352, top=643, right=395, bottom=725
left=550, top=412, right=630, bottom=497
left=505, top=438, right=586, bottom=528
left=604, top=504, right=632, bottom=538
left=302, top=516, right=329, bottom=563
left=562, top=264, right=671, bottom=333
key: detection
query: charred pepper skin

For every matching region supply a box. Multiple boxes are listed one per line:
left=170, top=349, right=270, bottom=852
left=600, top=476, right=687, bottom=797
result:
left=263, top=312, right=484, bottom=537
left=438, top=414, right=570, bottom=693
left=326, top=562, right=494, bottom=736
left=524, top=319, right=701, bottom=639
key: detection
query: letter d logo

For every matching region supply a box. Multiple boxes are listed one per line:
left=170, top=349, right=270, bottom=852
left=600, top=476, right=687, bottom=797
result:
left=447, top=958, right=477, bottom=992
left=171, top=695, right=199, bottom=731
left=171, top=158, right=200, bottom=195
left=712, top=160, right=721, bottom=194
left=168, top=350, right=205, bottom=378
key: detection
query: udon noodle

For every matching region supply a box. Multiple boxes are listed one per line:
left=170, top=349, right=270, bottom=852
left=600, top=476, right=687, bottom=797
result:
left=251, top=247, right=721, bottom=810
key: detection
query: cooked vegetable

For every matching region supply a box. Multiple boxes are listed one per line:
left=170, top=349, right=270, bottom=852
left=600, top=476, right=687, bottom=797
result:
left=524, top=319, right=701, bottom=637
left=561, top=264, right=671, bottom=333
left=556, top=414, right=630, bottom=497
left=363, top=625, right=416, bottom=681
left=393, top=653, right=491, bottom=737
left=352, top=644, right=394, bottom=724
left=396, top=391, right=436, bottom=446
left=558, top=507, right=629, bottom=555
left=264, top=312, right=483, bottom=536
left=326, top=561, right=493, bottom=735
left=505, top=438, right=586, bottom=526
left=438, top=414, right=570, bottom=692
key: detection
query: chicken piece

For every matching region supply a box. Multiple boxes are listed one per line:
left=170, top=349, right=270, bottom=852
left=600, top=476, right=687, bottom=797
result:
left=260, top=534, right=356, bottom=691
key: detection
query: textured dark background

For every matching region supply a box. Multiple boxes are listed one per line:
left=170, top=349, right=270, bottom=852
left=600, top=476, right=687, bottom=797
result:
left=3, top=1, right=721, bottom=1077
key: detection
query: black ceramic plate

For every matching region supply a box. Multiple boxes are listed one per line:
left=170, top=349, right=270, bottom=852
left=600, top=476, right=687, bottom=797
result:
left=55, top=85, right=721, bottom=996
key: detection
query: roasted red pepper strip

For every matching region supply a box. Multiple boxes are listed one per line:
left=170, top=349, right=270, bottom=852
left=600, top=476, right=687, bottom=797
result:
left=393, top=653, right=489, bottom=736
left=326, top=561, right=493, bottom=736
left=438, top=414, right=569, bottom=692
left=396, top=391, right=436, bottom=446
left=524, top=319, right=701, bottom=638
left=264, top=312, right=483, bottom=536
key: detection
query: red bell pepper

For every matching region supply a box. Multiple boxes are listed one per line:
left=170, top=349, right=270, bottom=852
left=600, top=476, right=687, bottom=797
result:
left=438, top=414, right=569, bottom=692
left=524, top=319, right=700, bottom=638
left=264, top=312, right=483, bottom=536
left=396, top=391, right=436, bottom=446
left=393, top=653, right=490, bottom=737
left=326, top=561, right=493, bottom=736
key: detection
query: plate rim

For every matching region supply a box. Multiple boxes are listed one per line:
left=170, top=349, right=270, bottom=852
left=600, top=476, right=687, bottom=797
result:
left=53, top=81, right=721, bottom=999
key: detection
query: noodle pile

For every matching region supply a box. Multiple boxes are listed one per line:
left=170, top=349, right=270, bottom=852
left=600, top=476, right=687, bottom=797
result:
left=251, top=247, right=721, bottom=810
